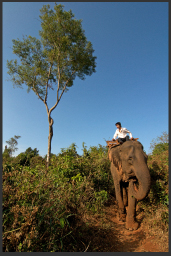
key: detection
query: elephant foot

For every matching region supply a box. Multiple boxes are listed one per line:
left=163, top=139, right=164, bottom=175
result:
left=118, top=213, right=126, bottom=222
left=125, top=219, right=139, bottom=231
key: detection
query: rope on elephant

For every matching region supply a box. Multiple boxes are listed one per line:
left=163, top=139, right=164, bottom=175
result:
left=106, top=140, right=120, bottom=149
left=106, top=138, right=139, bottom=149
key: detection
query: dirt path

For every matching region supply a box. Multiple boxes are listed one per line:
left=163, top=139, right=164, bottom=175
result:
left=79, top=200, right=168, bottom=252
left=102, top=203, right=165, bottom=252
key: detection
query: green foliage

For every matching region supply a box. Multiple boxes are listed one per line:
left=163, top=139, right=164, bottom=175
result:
left=3, top=147, right=12, bottom=165
left=3, top=143, right=111, bottom=252
left=39, top=3, right=96, bottom=85
left=30, top=156, right=46, bottom=169
left=3, top=132, right=169, bottom=251
left=6, top=3, right=96, bottom=98
left=141, top=132, right=169, bottom=206
left=152, top=142, right=168, bottom=156
left=25, top=147, right=39, bottom=156
left=14, top=152, right=29, bottom=166
left=13, top=147, right=40, bottom=167
left=147, top=149, right=169, bottom=207
left=149, top=131, right=168, bottom=154
left=5, top=135, right=21, bottom=156
left=139, top=132, right=168, bottom=230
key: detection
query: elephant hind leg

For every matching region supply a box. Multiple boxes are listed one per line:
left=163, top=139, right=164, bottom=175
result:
left=117, top=184, right=127, bottom=222
left=114, top=182, right=126, bottom=222
left=117, top=183, right=128, bottom=222
left=117, top=208, right=126, bottom=222
left=122, top=186, right=128, bottom=207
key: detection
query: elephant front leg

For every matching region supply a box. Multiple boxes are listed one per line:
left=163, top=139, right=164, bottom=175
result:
left=126, top=184, right=139, bottom=230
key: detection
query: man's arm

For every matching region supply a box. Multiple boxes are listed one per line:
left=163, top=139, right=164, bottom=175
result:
left=112, top=130, right=118, bottom=141
left=125, top=128, right=132, bottom=139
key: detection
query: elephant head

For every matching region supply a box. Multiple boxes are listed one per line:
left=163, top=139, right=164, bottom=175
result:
left=109, top=140, right=151, bottom=201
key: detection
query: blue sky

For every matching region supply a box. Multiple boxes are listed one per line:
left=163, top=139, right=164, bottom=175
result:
left=3, top=2, right=168, bottom=157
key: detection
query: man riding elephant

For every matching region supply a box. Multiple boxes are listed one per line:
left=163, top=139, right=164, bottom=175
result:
left=112, top=122, right=133, bottom=144
left=108, top=133, right=151, bottom=230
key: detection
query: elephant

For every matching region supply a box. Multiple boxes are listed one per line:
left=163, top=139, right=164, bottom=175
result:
left=108, top=140, right=151, bottom=230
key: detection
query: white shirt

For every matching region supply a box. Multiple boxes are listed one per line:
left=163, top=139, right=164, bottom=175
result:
left=113, top=127, right=132, bottom=140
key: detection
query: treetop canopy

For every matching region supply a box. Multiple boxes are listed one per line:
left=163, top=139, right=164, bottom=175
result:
left=7, top=3, right=96, bottom=99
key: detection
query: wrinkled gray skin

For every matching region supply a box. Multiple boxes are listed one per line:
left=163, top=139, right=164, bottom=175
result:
left=108, top=140, right=151, bottom=230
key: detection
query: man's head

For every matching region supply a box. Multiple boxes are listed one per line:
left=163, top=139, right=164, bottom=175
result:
left=115, top=122, right=121, bottom=129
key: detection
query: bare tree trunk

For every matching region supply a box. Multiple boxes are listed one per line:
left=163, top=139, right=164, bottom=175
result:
left=47, top=116, right=54, bottom=168
left=45, top=71, right=75, bottom=169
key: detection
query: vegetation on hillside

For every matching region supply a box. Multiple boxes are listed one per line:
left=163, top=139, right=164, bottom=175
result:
left=2, top=133, right=169, bottom=252
left=139, top=132, right=169, bottom=232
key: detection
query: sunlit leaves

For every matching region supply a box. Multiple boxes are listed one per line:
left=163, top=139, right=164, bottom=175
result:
left=7, top=3, right=96, bottom=100
left=5, top=135, right=21, bottom=157
left=6, top=36, right=49, bottom=98
left=7, top=3, right=96, bottom=102
left=39, top=3, right=96, bottom=88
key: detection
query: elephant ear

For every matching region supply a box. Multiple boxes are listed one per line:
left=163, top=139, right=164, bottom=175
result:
left=143, top=150, right=148, bottom=164
left=135, top=141, right=148, bottom=163
left=108, top=146, right=122, bottom=170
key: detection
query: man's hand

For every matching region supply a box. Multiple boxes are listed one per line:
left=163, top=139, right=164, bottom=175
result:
left=130, top=137, right=134, bottom=140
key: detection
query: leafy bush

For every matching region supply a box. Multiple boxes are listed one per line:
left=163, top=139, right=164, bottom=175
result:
left=3, top=143, right=112, bottom=252
left=139, top=132, right=169, bottom=230
left=149, top=131, right=168, bottom=155
left=152, top=142, right=168, bottom=155
left=3, top=133, right=168, bottom=251
left=30, top=156, right=46, bottom=169
left=146, top=150, right=169, bottom=207
left=13, top=147, right=39, bottom=167
left=147, top=132, right=169, bottom=206
left=3, top=148, right=13, bottom=166
left=13, top=152, right=30, bottom=166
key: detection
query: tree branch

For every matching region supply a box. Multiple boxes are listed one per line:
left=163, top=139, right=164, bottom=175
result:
left=32, top=78, right=44, bottom=102
left=29, top=75, right=50, bottom=119
left=44, top=63, right=53, bottom=104
left=49, top=70, right=76, bottom=116
left=57, top=62, right=61, bottom=105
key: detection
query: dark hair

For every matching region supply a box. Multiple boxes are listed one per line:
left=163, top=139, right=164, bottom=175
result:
left=115, top=122, right=121, bottom=126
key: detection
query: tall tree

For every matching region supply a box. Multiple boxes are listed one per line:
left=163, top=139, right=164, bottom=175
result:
left=7, top=3, right=96, bottom=167
left=149, top=131, right=169, bottom=155
left=5, top=135, right=21, bottom=157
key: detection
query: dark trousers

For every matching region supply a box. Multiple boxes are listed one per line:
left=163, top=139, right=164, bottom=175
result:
left=118, top=136, right=129, bottom=143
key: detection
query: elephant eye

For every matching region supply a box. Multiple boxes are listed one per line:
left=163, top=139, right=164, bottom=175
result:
left=128, top=157, right=133, bottom=164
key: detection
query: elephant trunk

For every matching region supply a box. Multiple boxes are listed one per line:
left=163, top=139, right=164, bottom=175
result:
left=129, top=161, right=151, bottom=201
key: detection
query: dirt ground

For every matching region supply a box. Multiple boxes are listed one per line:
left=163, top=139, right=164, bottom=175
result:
left=76, top=199, right=169, bottom=252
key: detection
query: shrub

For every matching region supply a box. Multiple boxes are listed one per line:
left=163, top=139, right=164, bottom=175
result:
left=3, top=143, right=113, bottom=252
left=147, top=145, right=168, bottom=207
left=14, top=153, right=29, bottom=166
left=139, top=132, right=169, bottom=232
left=13, top=147, right=40, bottom=167
left=30, top=156, right=46, bottom=169
left=3, top=148, right=13, bottom=166
left=3, top=134, right=169, bottom=251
